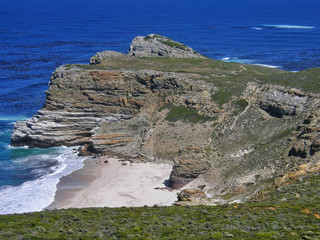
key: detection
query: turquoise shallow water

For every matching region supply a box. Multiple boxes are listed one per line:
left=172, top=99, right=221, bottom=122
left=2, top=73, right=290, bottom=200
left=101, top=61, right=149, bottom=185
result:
left=0, top=146, right=86, bottom=215
left=0, top=0, right=319, bottom=214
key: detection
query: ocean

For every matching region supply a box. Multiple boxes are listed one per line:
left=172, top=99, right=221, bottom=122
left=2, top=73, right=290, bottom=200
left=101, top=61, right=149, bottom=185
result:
left=0, top=0, right=319, bottom=214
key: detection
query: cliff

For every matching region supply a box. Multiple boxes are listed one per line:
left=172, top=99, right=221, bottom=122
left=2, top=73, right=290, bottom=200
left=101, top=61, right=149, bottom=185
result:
left=11, top=34, right=320, bottom=204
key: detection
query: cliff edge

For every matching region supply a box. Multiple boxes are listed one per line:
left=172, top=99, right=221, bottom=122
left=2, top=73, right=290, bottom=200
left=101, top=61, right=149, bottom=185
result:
left=12, top=34, right=320, bottom=204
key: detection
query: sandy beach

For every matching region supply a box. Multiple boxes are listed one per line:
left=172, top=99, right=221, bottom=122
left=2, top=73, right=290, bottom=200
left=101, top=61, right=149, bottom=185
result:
left=47, top=157, right=177, bottom=210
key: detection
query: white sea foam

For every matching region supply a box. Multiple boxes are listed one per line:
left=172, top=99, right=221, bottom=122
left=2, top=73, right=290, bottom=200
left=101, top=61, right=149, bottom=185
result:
left=263, top=24, right=314, bottom=29
left=254, top=63, right=281, bottom=69
left=0, top=147, right=86, bottom=215
left=252, top=27, right=262, bottom=30
left=221, top=58, right=281, bottom=69
left=222, top=58, right=254, bottom=64
left=0, top=116, right=27, bottom=121
left=6, top=145, right=29, bottom=149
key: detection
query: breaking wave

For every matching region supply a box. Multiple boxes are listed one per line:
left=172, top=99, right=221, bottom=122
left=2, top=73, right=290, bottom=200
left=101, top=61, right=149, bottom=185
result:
left=0, top=147, right=86, bottom=215
left=253, top=63, right=281, bottom=69
left=262, top=24, right=314, bottom=29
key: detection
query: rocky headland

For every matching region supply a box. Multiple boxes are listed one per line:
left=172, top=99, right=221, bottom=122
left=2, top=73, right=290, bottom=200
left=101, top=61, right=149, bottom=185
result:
left=12, top=34, right=320, bottom=205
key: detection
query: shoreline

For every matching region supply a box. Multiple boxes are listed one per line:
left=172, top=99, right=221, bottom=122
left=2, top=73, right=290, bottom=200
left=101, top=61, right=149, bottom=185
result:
left=46, top=157, right=177, bottom=210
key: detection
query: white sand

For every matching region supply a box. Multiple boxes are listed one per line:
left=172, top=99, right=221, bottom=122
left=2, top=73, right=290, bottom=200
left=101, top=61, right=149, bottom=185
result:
left=54, top=158, right=177, bottom=209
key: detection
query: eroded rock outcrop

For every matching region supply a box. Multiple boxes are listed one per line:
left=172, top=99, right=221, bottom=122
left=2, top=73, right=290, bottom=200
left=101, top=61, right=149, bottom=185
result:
left=170, top=146, right=212, bottom=189
left=175, top=188, right=212, bottom=206
left=289, top=109, right=320, bottom=158
left=128, top=34, right=205, bottom=58
left=245, top=83, right=316, bottom=118
left=90, top=51, right=126, bottom=65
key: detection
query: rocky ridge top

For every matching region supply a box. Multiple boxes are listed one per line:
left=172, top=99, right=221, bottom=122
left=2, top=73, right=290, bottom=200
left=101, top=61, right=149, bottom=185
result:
left=128, top=34, right=206, bottom=58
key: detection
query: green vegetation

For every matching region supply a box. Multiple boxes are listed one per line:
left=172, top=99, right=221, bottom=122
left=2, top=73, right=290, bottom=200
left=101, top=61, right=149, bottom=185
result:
left=158, top=102, right=174, bottom=112
left=69, top=56, right=320, bottom=94
left=158, top=102, right=209, bottom=123
left=165, top=105, right=210, bottom=123
left=252, top=174, right=320, bottom=212
left=143, top=34, right=162, bottom=40
left=236, top=99, right=249, bottom=111
left=204, top=147, right=216, bottom=152
left=143, top=34, right=189, bottom=51
left=143, top=35, right=153, bottom=40
left=90, top=55, right=100, bottom=63
left=277, top=128, right=294, bottom=139
left=157, top=39, right=189, bottom=51
left=0, top=174, right=319, bottom=239
left=211, top=89, right=233, bottom=106
left=260, top=127, right=294, bottom=146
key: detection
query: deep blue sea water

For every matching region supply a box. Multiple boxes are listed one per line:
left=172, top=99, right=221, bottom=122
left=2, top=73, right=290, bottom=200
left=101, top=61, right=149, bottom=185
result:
left=0, top=0, right=319, bottom=214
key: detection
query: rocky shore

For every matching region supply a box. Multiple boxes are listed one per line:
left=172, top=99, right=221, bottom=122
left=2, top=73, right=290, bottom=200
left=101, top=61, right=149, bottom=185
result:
left=12, top=34, right=320, bottom=205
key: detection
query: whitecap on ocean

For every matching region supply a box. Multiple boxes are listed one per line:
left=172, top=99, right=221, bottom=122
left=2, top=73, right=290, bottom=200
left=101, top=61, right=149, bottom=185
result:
left=262, top=24, right=314, bottom=29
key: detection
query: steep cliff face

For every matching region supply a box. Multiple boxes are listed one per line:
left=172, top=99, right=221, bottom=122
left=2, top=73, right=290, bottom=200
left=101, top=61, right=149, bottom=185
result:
left=12, top=68, right=138, bottom=148
left=11, top=66, right=215, bottom=153
left=12, top=35, right=320, bottom=204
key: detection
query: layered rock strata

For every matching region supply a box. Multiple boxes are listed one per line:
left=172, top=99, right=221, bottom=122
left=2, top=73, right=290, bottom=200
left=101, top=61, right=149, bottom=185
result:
left=12, top=65, right=217, bottom=153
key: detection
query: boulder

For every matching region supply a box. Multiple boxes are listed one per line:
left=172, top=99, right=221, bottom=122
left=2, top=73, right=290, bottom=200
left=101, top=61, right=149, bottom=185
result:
left=90, top=51, right=126, bottom=64
left=169, top=146, right=211, bottom=189
left=177, top=188, right=207, bottom=201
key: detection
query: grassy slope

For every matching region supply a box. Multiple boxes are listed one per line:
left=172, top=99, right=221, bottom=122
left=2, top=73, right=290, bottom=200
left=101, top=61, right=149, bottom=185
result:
left=67, top=57, right=320, bottom=94
left=0, top=174, right=319, bottom=239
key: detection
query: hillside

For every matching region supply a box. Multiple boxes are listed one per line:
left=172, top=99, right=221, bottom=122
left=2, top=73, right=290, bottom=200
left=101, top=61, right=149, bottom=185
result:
left=11, top=34, right=320, bottom=204
left=0, top=173, right=319, bottom=239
